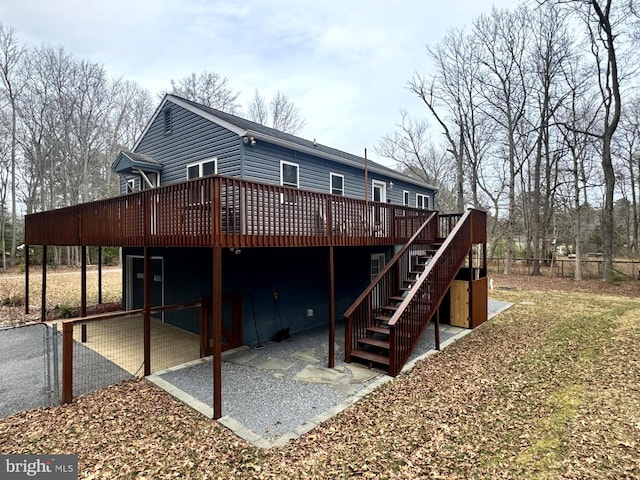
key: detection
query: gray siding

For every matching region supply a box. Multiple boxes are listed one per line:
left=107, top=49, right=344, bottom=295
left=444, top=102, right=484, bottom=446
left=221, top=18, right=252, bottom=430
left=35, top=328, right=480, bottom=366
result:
left=242, top=141, right=436, bottom=208
left=119, top=99, right=435, bottom=208
left=135, top=102, right=242, bottom=185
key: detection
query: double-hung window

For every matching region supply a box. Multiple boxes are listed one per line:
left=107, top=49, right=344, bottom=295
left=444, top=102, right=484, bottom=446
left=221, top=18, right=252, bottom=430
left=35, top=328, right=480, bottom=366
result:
left=186, top=158, right=217, bottom=203
left=280, top=160, right=299, bottom=204
left=416, top=193, right=429, bottom=209
left=187, top=158, right=217, bottom=180
left=330, top=173, right=344, bottom=196
left=403, top=190, right=410, bottom=206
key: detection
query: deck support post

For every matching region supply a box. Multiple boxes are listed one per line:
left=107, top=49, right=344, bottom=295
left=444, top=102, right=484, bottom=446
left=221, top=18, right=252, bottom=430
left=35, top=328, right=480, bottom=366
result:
left=143, top=247, right=151, bottom=376
left=24, top=245, right=29, bottom=314
left=62, top=320, right=73, bottom=404
left=41, top=246, right=47, bottom=322
left=212, top=246, right=222, bottom=420
left=328, top=246, right=335, bottom=369
left=81, top=245, right=87, bottom=318
left=435, top=308, right=441, bottom=351
left=98, top=246, right=103, bottom=304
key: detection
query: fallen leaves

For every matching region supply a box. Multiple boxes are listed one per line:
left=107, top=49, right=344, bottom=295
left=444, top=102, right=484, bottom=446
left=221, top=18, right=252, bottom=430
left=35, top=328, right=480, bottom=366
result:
left=1, top=273, right=640, bottom=478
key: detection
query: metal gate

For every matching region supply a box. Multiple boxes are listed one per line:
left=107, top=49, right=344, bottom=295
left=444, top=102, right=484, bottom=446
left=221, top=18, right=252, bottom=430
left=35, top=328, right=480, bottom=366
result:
left=0, top=323, right=60, bottom=418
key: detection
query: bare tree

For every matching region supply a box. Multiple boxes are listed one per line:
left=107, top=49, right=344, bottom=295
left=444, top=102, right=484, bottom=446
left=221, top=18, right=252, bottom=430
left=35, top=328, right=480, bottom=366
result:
left=246, top=89, right=306, bottom=134
left=376, top=111, right=457, bottom=211
left=473, top=7, right=531, bottom=274
left=0, top=24, right=25, bottom=266
left=168, top=71, right=240, bottom=113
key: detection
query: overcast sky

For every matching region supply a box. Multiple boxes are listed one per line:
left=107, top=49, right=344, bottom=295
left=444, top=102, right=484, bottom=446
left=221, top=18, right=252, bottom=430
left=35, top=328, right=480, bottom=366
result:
left=0, top=0, right=518, bottom=167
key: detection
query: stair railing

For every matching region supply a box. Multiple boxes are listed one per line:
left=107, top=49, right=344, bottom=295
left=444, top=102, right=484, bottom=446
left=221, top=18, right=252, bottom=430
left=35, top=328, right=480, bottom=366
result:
left=386, top=208, right=476, bottom=375
left=344, top=212, right=438, bottom=363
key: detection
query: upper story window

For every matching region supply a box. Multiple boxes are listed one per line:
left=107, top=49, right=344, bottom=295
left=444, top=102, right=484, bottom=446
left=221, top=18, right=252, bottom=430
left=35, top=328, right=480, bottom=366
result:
left=280, top=160, right=299, bottom=204
left=330, top=173, right=344, bottom=196
left=416, top=193, right=429, bottom=209
left=163, top=108, right=172, bottom=135
left=403, top=190, right=410, bottom=206
left=187, top=158, right=217, bottom=180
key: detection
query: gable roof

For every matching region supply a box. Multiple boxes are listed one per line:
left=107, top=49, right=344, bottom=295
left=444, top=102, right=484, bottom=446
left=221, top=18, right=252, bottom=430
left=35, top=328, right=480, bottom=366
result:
left=134, top=94, right=437, bottom=191
left=112, top=151, right=162, bottom=174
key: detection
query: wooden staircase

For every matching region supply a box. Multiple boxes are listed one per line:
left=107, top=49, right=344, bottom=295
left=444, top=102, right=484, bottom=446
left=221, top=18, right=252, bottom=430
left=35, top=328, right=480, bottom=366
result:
left=350, top=247, right=441, bottom=369
left=344, top=209, right=487, bottom=376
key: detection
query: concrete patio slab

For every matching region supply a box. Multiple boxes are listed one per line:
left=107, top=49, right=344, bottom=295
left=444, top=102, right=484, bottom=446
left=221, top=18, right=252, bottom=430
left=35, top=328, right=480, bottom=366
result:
left=254, top=358, right=294, bottom=371
left=291, top=347, right=319, bottom=363
left=346, top=363, right=380, bottom=384
left=223, top=348, right=258, bottom=366
left=293, top=365, right=346, bottom=384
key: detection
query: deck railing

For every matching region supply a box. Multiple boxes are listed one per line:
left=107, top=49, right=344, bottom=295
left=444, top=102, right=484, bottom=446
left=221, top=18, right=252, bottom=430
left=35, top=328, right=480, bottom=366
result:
left=386, top=209, right=484, bottom=375
left=343, top=212, right=439, bottom=363
left=25, top=175, right=433, bottom=248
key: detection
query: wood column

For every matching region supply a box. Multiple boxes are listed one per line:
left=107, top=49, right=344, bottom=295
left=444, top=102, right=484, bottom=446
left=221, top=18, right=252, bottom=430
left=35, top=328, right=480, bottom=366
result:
left=81, top=245, right=87, bottom=318
left=62, top=320, right=73, bottom=404
left=24, top=245, right=29, bottom=314
left=328, top=246, right=335, bottom=368
left=212, top=246, right=222, bottom=420
left=98, top=247, right=103, bottom=304
left=143, top=247, right=151, bottom=376
left=41, top=246, right=47, bottom=323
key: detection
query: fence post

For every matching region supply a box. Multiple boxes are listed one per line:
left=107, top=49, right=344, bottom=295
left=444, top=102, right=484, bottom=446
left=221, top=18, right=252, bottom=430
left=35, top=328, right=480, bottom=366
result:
left=62, top=321, right=73, bottom=404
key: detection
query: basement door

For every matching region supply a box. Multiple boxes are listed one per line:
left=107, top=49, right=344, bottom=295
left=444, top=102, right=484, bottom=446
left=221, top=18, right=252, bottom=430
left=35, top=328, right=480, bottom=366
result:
left=127, top=256, right=164, bottom=314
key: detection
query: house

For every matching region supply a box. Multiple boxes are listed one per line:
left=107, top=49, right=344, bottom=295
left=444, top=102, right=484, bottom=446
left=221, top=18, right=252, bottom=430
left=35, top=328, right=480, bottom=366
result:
left=24, top=94, right=487, bottom=419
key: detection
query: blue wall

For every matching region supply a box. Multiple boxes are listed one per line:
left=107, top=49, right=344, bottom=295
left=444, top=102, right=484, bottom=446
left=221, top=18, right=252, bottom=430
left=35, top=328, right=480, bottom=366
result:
left=122, top=245, right=391, bottom=346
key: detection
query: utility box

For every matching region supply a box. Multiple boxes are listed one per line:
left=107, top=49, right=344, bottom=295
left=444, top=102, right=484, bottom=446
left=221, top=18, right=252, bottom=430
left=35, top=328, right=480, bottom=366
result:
left=450, top=280, right=470, bottom=328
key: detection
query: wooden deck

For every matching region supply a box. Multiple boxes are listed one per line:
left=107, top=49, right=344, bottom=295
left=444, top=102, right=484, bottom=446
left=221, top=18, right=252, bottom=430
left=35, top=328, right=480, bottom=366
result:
left=25, top=175, right=434, bottom=248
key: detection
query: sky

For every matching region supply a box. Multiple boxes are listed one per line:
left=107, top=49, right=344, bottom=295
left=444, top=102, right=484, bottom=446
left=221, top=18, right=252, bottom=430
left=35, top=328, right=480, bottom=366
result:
left=0, top=0, right=518, bottom=168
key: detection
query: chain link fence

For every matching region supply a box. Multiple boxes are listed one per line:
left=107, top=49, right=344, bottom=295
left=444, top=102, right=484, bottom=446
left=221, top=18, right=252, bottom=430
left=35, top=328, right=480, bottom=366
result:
left=0, top=323, right=60, bottom=418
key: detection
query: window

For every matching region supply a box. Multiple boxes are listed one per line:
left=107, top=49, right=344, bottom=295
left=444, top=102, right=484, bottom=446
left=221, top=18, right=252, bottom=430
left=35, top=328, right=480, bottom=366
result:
left=163, top=108, right=172, bottom=135
left=186, top=158, right=217, bottom=180
left=126, top=178, right=137, bottom=193
left=416, top=193, right=429, bottom=209
left=280, top=160, right=299, bottom=204
left=403, top=190, right=410, bottom=206
left=330, top=173, right=344, bottom=196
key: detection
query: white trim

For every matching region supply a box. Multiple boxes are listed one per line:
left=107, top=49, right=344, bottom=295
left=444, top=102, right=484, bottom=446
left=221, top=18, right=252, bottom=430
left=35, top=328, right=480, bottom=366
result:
left=371, top=179, right=387, bottom=203
left=416, top=193, right=429, bottom=209
left=280, top=160, right=299, bottom=188
left=126, top=178, right=137, bottom=193
left=186, top=157, right=218, bottom=180
left=330, top=172, right=344, bottom=196
left=403, top=190, right=410, bottom=206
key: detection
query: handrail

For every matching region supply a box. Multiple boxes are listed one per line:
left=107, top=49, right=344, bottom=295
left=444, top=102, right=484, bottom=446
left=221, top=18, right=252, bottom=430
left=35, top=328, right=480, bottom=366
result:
left=343, top=212, right=438, bottom=319
left=388, top=209, right=473, bottom=327
left=25, top=174, right=434, bottom=248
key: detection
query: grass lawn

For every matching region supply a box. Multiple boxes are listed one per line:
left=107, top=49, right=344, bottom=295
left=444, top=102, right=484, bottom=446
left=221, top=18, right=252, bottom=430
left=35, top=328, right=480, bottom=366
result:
left=1, top=274, right=639, bottom=478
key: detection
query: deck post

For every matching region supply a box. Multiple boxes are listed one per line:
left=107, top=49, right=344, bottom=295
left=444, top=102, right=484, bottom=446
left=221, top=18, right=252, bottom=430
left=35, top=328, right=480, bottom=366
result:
left=328, top=246, right=335, bottom=368
left=98, top=247, right=103, bottom=304
left=212, top=247, right=222, bottom=420
left=435, top=308, right=441, bottom=351
left=41, top=246, right=47, bottom=322
left=24, top=245, right=29, bottom=314
left=62, top=320, right=73, bottom=404
left=81, top=245, right=87, bottom=318
left=143, top=247, right=151, bottom=376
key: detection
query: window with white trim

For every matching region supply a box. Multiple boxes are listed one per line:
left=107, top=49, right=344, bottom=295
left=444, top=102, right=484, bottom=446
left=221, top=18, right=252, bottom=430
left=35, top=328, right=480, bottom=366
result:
left=416, top=193, right=429, bottom=209
left=403, top=190, right=410, bottom=206
left=330, top=173, right=344, bottom=196
left=186, top=158, right=217, bottom=180
left=126, top=178, right=137, bottom=193
left=280, top=160, right=299, bottom=204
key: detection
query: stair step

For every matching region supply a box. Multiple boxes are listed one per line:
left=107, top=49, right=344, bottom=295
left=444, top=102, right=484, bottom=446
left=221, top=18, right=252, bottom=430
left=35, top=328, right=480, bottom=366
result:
left=358, top=337, right=390, bottom=349
left=382, top=304, right=399, bottom=312
left=374, top=315, right=392, bottom=323
left=367, top=326, right=390, bottom=335
left=389, top=296, right=405, bottom=302
left=350, top=349, right=390, bottom=366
